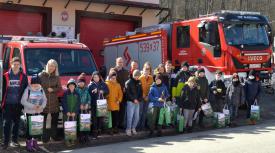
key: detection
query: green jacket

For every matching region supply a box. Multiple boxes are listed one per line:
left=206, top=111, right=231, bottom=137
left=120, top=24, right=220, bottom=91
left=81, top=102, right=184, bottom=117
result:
left=76, top=87, right=91, bottom=105
left=62, top=90, right=81, bottom=114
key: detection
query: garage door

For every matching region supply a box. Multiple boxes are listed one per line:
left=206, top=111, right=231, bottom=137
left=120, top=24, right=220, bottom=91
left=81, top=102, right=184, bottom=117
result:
left=80, top=17, right=135, bottom=67
left=0, top=10, right=43, bottom=36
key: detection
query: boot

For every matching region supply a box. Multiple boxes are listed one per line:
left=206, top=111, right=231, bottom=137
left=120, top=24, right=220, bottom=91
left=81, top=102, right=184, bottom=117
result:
left=26, top=140, right=33, bottom=152
left=32, top=139, right=39, bottom=150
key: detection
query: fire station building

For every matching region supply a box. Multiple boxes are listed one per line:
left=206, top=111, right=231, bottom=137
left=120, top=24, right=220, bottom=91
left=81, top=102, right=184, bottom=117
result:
left=0, top=0, right=169, bottom=66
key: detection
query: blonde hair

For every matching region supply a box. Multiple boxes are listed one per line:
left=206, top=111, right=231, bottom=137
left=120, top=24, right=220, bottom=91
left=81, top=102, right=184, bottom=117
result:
left=45, top=59, right=59, bottom=76
left=186, top=76, right=196, bottom=86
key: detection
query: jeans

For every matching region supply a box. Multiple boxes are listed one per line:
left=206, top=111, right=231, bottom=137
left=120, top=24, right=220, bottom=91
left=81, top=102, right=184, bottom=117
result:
left=3, top=104, right=21, bottom=145
left=229, top=104, right=238, bottom=121
left=138, top=101, right=149, bottom=130
left=126, top=101, right=140, bottom=130
left=183, top=109, right=195, bottom=127
left=42, top=113, right=59, bottom=142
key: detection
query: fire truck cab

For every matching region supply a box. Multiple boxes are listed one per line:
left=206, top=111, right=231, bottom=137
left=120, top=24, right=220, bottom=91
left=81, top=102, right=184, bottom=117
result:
left=135, top=10, right=273, bottom=86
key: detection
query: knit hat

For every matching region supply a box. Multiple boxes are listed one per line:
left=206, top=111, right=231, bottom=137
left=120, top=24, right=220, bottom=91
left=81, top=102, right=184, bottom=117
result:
left=77, top=73, right=86, bottom=83
left=133, top=70, right=141, bottom=77
left=197, top=68, right=205, bottom=74
left=181, top=61, right=189, bottom=68
left=215, top=69, right=222, bottom=75
left=155, top=73, right=162, bottom=81
left=249, top=70, right=256, bottom=77
left=31, top=75, right=41, bottom=84
left=67, top=78, right=77, bottom=88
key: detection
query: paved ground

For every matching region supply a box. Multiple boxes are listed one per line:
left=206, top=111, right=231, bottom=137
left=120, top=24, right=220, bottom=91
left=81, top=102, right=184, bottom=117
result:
left=61, top=120, right=275, bottom=153
left=1, top=91, right=275, bottom=153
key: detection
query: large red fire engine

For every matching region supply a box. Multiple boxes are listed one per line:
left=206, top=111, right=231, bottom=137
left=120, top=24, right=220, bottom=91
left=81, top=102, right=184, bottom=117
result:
left=104, top=10, right=273, bottom=87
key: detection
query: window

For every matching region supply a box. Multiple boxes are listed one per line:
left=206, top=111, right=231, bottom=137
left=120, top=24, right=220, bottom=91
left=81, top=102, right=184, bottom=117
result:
left=24, top=48, right=97, bottom=76
left=199, top=22, right=222, bottom=57
left=13, top=48, right=21, bottom=60
left=3, top=47, right=11, bottom=70
left=177, top=26, right=190, bottom=48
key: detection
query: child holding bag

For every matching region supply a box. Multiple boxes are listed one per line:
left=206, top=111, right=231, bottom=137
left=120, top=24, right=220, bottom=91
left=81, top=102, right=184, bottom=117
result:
left=180, top=77, right=200, bottom=133
left=21, top=75, right=47, bottom=152
left=76, top=73, right=91, bottom=143
left=62, top=79, right=80, bottom=146
left=88, top=71, right=109, bottom=139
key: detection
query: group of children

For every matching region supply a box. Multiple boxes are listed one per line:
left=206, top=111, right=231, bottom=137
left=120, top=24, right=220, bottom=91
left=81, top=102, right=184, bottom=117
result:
left=17, top=57, right=261, bottom=151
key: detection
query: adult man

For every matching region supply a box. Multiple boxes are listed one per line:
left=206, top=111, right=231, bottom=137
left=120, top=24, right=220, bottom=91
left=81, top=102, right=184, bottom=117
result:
left=114, top=57, right=129, bottom=129
left=1, top=57, right=28, bottom=149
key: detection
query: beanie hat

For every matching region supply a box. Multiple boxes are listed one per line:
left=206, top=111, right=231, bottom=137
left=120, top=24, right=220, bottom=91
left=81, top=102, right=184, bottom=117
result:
left=31, top=75, right=41, bottom=84
left=67, top=78, right=77, bottom=88
left=133, top=70, right=141, bottom=78
left=77, top=73, right=86, bottom=83
left=181, top=61, right=189, bottom=68
left=197, top=68, right=205, bottom=74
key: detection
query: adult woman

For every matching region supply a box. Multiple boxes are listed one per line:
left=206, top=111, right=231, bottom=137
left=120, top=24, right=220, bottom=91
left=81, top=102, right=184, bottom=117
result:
left=39, top=59, right=62, bottom=143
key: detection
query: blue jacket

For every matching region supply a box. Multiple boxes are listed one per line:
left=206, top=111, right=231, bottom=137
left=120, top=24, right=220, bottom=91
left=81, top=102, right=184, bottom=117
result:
left=88, top=81, right=109, bottom=108
left=244, top=79, right=261, bottom=104
left=2, top=69, right=28, bottom=109
left=148, top=83, right=169, bottom=107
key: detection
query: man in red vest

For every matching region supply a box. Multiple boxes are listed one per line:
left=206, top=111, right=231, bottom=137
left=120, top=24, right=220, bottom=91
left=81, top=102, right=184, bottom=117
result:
left=1, top=57, right=28, bottom=150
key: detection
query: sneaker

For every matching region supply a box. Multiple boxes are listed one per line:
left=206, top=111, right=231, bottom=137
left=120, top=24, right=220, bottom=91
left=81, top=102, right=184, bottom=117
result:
left=126, top=129, right=132, bottom=136
left=132, top=129, right=137, bottom=135
left=11, top=141, right=20, bottom=147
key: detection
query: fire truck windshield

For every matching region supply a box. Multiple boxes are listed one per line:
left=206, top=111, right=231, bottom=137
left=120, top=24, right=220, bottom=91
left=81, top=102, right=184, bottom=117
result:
left=24, top=48, right=97, bottom=76
left=224, top=23, right=269, bottom=46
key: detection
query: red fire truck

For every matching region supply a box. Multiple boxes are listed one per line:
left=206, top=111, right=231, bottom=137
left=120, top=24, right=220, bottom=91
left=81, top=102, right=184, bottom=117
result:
left=0, top=36, right=98, bottom=133
left=104, top=10, right=273, bottom=87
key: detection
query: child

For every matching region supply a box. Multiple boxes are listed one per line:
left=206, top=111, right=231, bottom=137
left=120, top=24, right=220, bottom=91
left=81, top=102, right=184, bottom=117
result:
left=62, top=79, right=80, bottom=146
left=138, top=62, right=154, bottom=130
left=180, top=77, right=200, bottom=133
left=209, top=70, right=226, bottom=112
left=105, top=71, right=123, bottom=134
left=88, top=71, right=109, bottom=138
left=148, top=74, right=169, bottom=136
left=21, top=75, right=47, bottom=152
left=244, top=70, right=261, bottom=125
left=195, top=68, right=209, bottom=128
left=76, top=73, right=91, bottom=143
left=225, top=73, right=245, bottom=126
